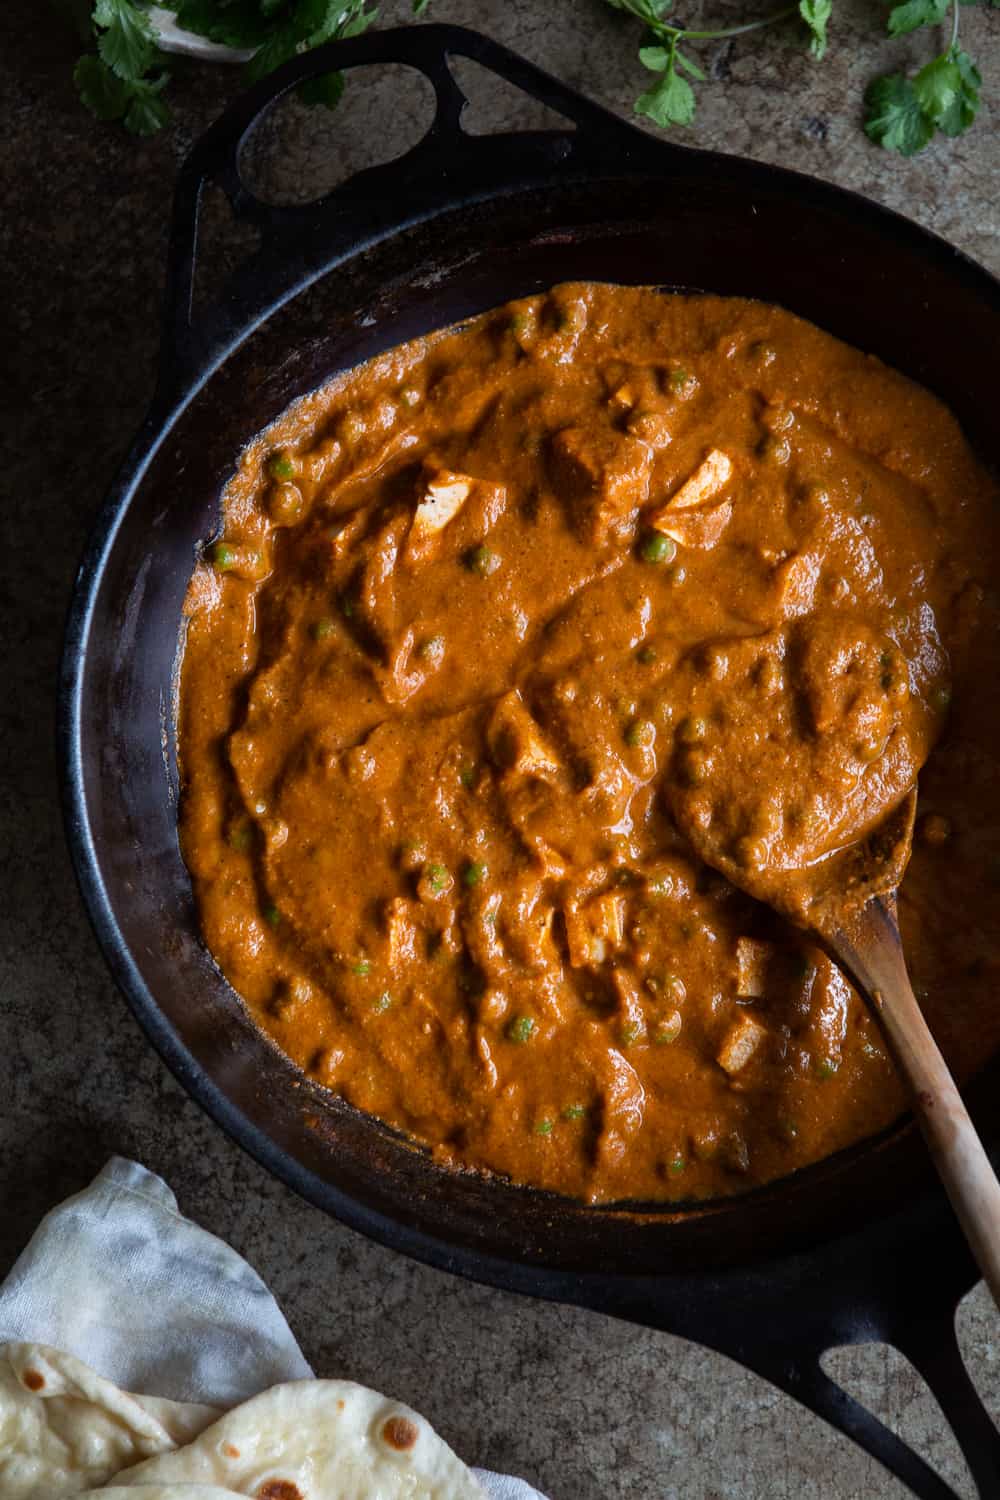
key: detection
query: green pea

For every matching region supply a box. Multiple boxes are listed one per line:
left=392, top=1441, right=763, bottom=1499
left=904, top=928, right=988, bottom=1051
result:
left=638, top=532, right=676, bottom=565
left=507, top=1015, right=535, bottom=1044
left=350, top=959, right=372, bottom=977
left=562, top=1104, right=586, bottom=1121
left=624, top=718, right=655, bottom=750
left=267, top=453, right=297, bottom=481
left=228, top=821, right=253, bottom=853
left=677, top=715, right=708, bottom=745
left=212, top=543, right=237, bottom=571
left=466, top=545, right=501, bottom=577
left=534, top=1119, right=554, bottom=1136
left=653, top=1014, right=683, bottom=1045
left=462, top=860, right=488, bottom=888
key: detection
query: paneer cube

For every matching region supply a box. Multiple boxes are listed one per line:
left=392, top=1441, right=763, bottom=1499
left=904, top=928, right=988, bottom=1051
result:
left=563, top=892, right=627, bottom=968
left=408, top=468, right=472, bottom=557
left=661, top=449, right=733, bottom=512
left=653, top=500, right=733, bottom=551
left=646, top=449, right=734, bottom=550
left=735, top=937, right=773, bottom=999
left=717, top=1014, right=768, bottom=1075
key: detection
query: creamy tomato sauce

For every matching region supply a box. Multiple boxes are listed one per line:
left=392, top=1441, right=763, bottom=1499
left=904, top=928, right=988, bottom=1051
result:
left=178, top=284, right=1000, bottom=1203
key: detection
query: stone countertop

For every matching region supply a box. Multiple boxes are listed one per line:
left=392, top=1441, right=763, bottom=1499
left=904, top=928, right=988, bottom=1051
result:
left=1, top=0, right=998, bottom=1495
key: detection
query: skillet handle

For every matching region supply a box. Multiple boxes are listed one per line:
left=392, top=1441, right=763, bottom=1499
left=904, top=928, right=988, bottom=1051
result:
left=157, top=22, right=667, bottom=404
left=589, top=1193, right=1000, bottom=1500
left=745, top=1313, right=1000, bottom=1500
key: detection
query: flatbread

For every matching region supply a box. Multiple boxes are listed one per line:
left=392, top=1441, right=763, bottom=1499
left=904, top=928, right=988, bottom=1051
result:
left=113, top=1378, right=484, bottom=1499
left=0, top=1343, right=220, bottom=1499
left=80, top=1490, right=243, bottom=1498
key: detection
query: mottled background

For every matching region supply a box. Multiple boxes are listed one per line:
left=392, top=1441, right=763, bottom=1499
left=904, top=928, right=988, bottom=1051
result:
left=2, top=0, right=998, bottom=1494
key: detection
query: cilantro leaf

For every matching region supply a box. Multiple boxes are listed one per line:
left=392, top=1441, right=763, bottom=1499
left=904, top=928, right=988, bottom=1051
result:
left=244, top=0, right=357, bottom=81
left=638, top=44, right=671, bottom=69
left=74, top=51, right=170, bottom=134
left=123, top=74, right=171, bottom=135
left=173, top=0, right=276, bottom=47
left=74, top=53, right=130, bottom=120
left=912, top=51, right=962, bottom=124
left=935, top=46, right=981, bottom=134
left=864, top=73, right=934, bottom=154
left=636, top=62, right=696, bottom=126
left=799, top=0, right=832, bottom=60
left=244, top=0, right=378, bottom=114
left=674, top=47, right=706, bottom=81
left=94, top=0, right=158, bottom=81
left=886, top=0, right=949, bottom=36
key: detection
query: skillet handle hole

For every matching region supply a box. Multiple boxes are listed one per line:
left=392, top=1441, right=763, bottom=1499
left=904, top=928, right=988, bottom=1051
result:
left=447, top=57, right=578, bottom=137
left=821, top=1342, right=975, bottom=1497
left=237, top=64, right=437, bottom=209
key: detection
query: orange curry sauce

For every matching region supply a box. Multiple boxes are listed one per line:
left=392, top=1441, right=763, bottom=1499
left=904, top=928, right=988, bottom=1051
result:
left=178, top=285, right=1000, bottom=1203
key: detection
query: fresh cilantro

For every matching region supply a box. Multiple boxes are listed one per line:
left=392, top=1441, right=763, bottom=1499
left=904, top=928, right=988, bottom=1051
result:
left=122, top=72, right=171, bottom=134
left=605, top=0, right=817, bottom=130
left=71, top=0, right=388, bottom=136
left=74, top=54, right=132, bottom=121
left=864, top=74, right=936, bottom=153
left=172, top=1, right=275, bottom=48
left=94, top=0, right=157, bottom=79
left=913, top=50, right=964, bottom=119
left=636, top=48, right=697, bottom=127
left=936, top=48, right=981, bottom=134
left=866, top=0, right=983, bottom=155
left=887, top=0, right=949, bottom=36
left=799, top=0, right=832, bottom=58
left=75, top=35, right=170, bottom=136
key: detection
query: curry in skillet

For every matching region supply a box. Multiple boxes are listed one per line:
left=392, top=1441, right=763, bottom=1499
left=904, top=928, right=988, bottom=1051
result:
left=179, top=284, right=1000, bottom=1203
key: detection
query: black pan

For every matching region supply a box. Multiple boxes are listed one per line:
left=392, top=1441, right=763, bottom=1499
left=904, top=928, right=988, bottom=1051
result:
left=59, top=25, right=1000, bottom=1497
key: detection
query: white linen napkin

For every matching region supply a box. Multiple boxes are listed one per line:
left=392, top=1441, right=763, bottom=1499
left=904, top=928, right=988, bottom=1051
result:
left=0, top=1157, right=545, bottom=1499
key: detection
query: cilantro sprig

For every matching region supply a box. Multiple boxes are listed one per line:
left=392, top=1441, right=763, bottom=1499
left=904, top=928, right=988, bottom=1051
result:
left=605, top=0, right=830, bottom=129
left=865, top=0, right=988, bottom=155
left=69, top=0, right=393, bottom=135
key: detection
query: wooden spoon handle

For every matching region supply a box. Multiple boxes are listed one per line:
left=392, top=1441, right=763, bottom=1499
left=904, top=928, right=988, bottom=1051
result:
left=831, top=898, right=1000, bottom=1308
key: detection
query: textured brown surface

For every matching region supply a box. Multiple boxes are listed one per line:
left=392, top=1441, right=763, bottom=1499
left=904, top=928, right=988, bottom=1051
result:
left=1, top=0, right=998, bottom=1495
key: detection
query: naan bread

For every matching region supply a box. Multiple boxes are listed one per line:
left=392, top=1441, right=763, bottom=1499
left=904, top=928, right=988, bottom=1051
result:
left=81, top=1490, right=243, bottom=1498
left=113, top=1379, right=484, bottom=1499
left=0, top=1343, right=220, bottom=1499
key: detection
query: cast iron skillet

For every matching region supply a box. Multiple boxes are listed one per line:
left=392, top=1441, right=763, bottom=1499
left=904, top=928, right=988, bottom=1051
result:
left=59, top=25, right=1000, bottom=1497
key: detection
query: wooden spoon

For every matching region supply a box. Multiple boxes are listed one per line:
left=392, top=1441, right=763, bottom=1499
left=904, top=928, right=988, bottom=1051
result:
left=691, top=788, right=1000, bottom=1305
